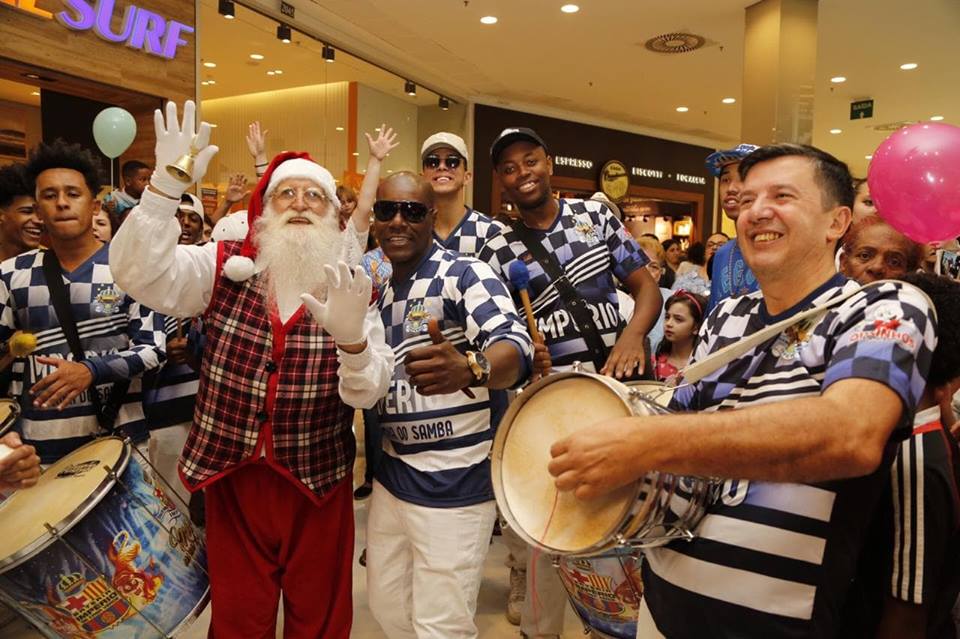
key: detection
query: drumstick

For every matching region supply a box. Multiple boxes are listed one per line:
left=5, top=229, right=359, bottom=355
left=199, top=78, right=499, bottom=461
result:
left=427, top=318, right=476, bottom=399
left=176, top=318, right=183, bottom=339
left=507, top=261, right=542, bottom=343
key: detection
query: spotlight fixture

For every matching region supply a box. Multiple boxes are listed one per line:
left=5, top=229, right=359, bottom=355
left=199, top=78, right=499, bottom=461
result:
left=404, top=80, right=416, bottom=96
left=676, top=106, right=689, bottom=113
left=829, top=128, right=842, bottom=134
left=830, top=76, right=846, bottom=83
left=322, top=45, right=335, bottom=62
left=203, top=61, right=217, bottom=68
left=218, top=0, right=234, bottom=19
left=480, top=16, right=498, bottom=24
left=250, top=53, right=264, bottom=60
left=561, top=4, right=580, bottom=13
left=277, top=24, right=292, bottom=43
left=721, top=97, right=736, bottom=104
left=899, top=62, right=918, bottom=70
left=439, top=96, right=450, bottom=110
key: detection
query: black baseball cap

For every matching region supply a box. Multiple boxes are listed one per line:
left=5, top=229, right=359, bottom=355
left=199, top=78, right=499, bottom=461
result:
left=490, top=127, right=548, bottom=165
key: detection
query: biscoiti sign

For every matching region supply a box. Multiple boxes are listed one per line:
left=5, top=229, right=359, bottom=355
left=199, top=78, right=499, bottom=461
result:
left=2, top=0, right=194, bottom=60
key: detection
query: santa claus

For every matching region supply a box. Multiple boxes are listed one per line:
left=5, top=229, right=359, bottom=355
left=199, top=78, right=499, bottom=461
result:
left=109, top=100, right=392, bottom=637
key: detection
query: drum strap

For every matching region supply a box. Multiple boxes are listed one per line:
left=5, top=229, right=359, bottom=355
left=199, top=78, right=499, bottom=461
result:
left=509, top=219, right=608, bottom=372
left=679, top=279, right=935, bottom=385
left=42, top=249, right=129, bottom=434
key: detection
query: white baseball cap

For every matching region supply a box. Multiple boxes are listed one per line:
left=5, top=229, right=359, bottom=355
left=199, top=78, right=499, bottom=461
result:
left=420, top=132, right=469, bottom=163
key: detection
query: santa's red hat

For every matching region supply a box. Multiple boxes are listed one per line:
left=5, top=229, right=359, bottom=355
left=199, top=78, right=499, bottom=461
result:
left=223, top=151, right=340, bottom=282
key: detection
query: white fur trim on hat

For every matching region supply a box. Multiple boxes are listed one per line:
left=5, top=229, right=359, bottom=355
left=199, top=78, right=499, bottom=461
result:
left=264, top=158, right=340, bottom=209
left=223, top=255, right=256, bottom=282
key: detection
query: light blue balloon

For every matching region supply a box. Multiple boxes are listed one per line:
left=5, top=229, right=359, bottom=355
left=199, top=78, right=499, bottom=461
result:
left=92, top=107, right=137, bottom=159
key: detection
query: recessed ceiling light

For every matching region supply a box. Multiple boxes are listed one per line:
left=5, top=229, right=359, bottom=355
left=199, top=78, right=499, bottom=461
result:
left=721, top=97, right=736, bottom=104
left=335, top=126, right=345, bottom=131
left=352, top=152, right=360, bottom=156
left=250, top=53, right=264, bottom=60
left=209, top=124, right=218, bottom=128
left=24, top=73, right=40, bottom=80
left=480, top=16, right=498, bottom=24
left=865, top=154, right=873, bottom=160
left=203, top=61, right=217, bottom=68
left=387, top=169, right=394, bottom=173
left=274, top=69, right=283, bottom=74
left=676, top=106, right=689, bottom=113
left=561, top=4, right=580, bottom=13
left=931, top=115, right=944, bottom=121
left=207, top=80, right=216, bottom=85
left=30, top=91, right=39, bottom=96
left=830, top=128, right=842, bottom=134
left=900, top=62, right=918, bottom=70
left=267, top=71, right=275, bottom=76
left=201, top=81, right=209, bottom=86
left=830, top=76, right=846, bottom=83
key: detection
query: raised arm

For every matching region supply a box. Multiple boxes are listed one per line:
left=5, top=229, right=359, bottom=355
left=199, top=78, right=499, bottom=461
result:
left=210, top=172, right=250, bottom=225
left=109, top=100, right=220, bottom=318
left=246, top=121, right=269, bottom=178
left=352, top=124, right=398, bottom=234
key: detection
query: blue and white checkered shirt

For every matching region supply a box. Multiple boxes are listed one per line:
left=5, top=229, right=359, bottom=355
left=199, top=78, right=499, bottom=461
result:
left=0, top=245, right=166, bottom=463
left=435, top=206, right=503, bottom=256
left=376, top=243, right=532, bottom=507
left=477, top=199, right=648, bottom=371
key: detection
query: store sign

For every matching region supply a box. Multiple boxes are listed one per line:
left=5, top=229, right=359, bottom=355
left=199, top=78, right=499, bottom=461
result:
left=2, top=0, right=194, bottom=60
left=554, top=155, right=594, bottom=170
left=600, top=160, right=629, bottom=201
left=850, top=99, right=874, bottom=120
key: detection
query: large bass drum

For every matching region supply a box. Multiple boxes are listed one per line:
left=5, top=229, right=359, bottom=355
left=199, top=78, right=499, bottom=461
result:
left=492, top=371, right=718, bottom=556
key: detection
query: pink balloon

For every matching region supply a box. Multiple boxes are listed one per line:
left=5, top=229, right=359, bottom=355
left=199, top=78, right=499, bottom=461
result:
left=867, top=122, right=960, bottom=243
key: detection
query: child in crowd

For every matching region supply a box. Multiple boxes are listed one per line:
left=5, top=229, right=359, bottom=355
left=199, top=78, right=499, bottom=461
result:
left=654, top=290, right=706, bottom=383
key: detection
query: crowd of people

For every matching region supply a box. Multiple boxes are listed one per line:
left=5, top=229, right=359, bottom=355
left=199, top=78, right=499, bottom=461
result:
left=0, top=97, right=957, bottom=639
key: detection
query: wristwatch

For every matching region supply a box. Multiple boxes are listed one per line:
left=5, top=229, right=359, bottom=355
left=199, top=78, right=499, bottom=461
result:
left=465, top=351, right=491, bottom=387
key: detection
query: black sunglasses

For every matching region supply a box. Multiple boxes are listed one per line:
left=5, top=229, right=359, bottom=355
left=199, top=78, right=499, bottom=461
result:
left=373, top=200, right=431, bottom=223
left=422, top=154, right=463, bottom=170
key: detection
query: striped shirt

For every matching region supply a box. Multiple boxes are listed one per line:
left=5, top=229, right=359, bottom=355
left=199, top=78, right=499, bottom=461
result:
left=142, top=315, right=200, bottom=430
left=643, top=275, right=937, bottom=638
left=0, top=245, right=166, bottom=463
left=477, top=199, right=647, bottom=371
left=376, top=243, right=532, bottom=507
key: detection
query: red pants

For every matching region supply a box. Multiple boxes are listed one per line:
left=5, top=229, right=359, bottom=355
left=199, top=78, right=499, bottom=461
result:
left=205, top=463, right=354, bottom=638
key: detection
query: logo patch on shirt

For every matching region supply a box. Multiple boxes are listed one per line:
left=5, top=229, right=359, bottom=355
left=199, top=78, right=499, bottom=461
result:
left=93, top=284, right=123, bottom=314
left=772, top=318, right=815, bottom=361
left=404, top=300, right=431, bottom=336
left=574, top=221, right=600, bottom=245
left=849, top=302, right=916, bottom=349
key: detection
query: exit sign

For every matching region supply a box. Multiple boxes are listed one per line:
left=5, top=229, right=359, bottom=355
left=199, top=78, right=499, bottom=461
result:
left=851, top=99, right=874, bottom=120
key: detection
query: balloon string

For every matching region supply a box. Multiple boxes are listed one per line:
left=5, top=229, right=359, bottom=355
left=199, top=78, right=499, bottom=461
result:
left=530, top=487, right=560, bottom=634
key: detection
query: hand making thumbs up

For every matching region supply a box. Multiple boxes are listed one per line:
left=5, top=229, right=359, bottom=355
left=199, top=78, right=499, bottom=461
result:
left=404, top=319, right=475, bottom=396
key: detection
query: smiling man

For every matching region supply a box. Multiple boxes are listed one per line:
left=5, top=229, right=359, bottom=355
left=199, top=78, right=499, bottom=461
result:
left=0, top=140, right=166, bottom=464
left=366, top=172, right=531, bottom=639
left=0, top=163, right=43, bottom=262
left=547, top=144, right=938, bottom=638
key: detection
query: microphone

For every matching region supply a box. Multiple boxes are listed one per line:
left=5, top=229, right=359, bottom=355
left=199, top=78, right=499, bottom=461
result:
left=507, top=261, right=542, bottom=344
left=1, top=331, right=37, bottom=359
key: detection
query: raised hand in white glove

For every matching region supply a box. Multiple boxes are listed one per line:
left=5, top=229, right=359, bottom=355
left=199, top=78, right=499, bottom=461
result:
left=151, top=100, right=219, bottom=199
left=300, top=262, right=373, bottom=347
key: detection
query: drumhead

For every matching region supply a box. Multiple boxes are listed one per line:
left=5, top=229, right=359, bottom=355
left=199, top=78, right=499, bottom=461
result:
left=494, top=373, right=640, bottom=554
left=0, top=437, right=129, bottom=571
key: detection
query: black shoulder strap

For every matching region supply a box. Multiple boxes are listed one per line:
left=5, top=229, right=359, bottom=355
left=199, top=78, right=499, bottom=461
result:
left=41, top=250, right=127, bottom=433
left=508, top=218, right=608, bottom=371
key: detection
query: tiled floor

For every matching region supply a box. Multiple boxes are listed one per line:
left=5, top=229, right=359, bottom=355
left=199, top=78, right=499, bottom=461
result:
left=0, top=495, right=585, bottom=639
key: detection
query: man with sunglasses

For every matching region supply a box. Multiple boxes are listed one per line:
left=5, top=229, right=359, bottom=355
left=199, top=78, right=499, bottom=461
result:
left=365, top=171, right=532, bottom=639
left=110, top=101, right=393, bottom=638
left=477, top=127, right=661, bottom=639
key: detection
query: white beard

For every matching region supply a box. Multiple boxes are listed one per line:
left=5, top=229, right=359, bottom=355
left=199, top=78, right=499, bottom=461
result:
left=254, top=202, right=343, bottom=322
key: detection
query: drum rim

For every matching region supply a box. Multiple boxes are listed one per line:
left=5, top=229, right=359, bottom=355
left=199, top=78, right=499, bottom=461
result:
left=492, top=371, right=643, bottom=555
left=0, top=436, right=131, bottom=573
left=0, top=398, right=19, bottom=438
left=167, top=586, right=211, bottom=637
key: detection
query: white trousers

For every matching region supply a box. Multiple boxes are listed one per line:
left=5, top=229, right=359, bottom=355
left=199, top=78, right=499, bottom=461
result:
left=366, top=481, right=497, bottom=639
left=146, top=422, right=191, bottom=509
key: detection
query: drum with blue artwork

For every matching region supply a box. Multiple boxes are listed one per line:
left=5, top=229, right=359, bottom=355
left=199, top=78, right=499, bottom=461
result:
left=0, top=437, right=208, bottom=638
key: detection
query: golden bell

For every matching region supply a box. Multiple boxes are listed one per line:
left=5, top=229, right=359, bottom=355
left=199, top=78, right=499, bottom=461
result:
left=165, top=150, right=196, bottom=183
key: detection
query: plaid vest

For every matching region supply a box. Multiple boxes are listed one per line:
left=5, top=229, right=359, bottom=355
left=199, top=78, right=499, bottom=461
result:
left=179, top=241, right=354, bottom=497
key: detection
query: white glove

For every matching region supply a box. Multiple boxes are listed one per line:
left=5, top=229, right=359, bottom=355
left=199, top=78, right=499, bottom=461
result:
left=151, top=100, right=219, bottom=198
left=300, top=262, right=373, bottom=346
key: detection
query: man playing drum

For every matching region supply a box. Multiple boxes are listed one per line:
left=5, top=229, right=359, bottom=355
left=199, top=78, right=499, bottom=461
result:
left=548, top=144, right=938, bottom=638
left=0, top=431, right=40, bottom=491
left=110, top=101, right=393, bottom=637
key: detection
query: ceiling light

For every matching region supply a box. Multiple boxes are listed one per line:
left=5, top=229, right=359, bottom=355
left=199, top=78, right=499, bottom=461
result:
left=203, top=61, right=217, bottom=68
left=480, top=16, right=498, bottom=24
left=218, top=0, right=234, bottom=19
left=335, top=126, right=345, bottom=131
left=250, top=53, right=264, bottom=60
left=931, top=115, right=944, bottom=121
left=561, top=4, right=580, bottom=13
left=277, top=24, right=291, bottom=43
left=207, top=79, right=216, bottom=85
left=201, top=81, right=209, bottom=86
left=404, top=80, right=416, bottom=96
left=721, top=97, right=736, bottom=104
left=274, top=69, right=283, bottom=74
left=322, top=45, right=335, bottom=62
left=30, top=91, right=39, bottom=96
left=209, top=124, right=218, bottom=128
left=439, top=96, right=450, bottom=110
left=865, top=155, right=873, bottom=160
left=830, top=76, right=846, bottom=83
left=267, top=71, right=275, bottom=76
left=23, top=73, right=40, bottom=80
left=352, top=152, right=360, bottom=156
left=830, top=128, right=842, bottom=134
left=676, top=106, right=689, bottom=113
left=900, top=62, right=918, bottom=70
